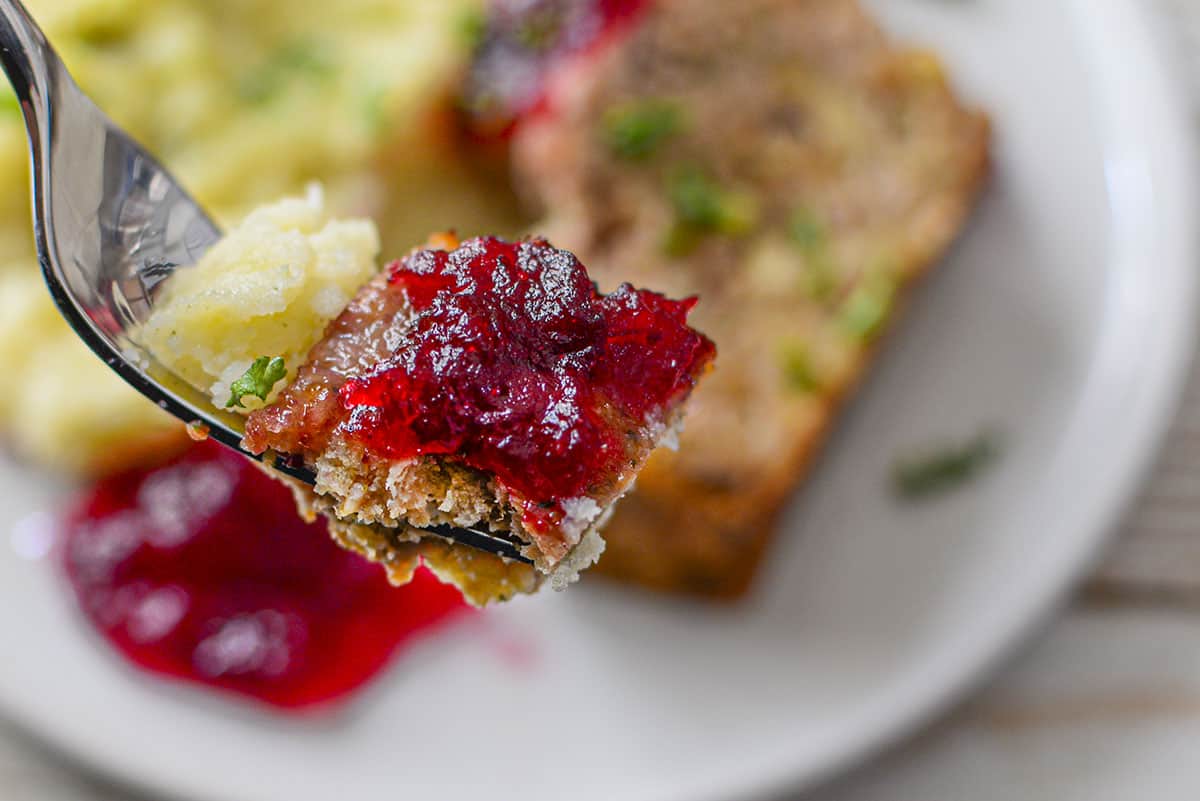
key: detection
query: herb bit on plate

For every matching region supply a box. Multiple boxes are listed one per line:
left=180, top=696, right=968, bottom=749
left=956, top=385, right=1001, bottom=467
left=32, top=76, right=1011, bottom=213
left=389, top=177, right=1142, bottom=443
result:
left=892, top=431, right=1002, bottom=501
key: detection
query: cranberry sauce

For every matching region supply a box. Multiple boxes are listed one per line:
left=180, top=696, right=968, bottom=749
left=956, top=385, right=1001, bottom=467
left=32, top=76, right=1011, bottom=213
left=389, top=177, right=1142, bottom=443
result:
left=61, top=441, right=466, bottom=711
left=338, top=236, right=714, bottom=510
left=460, top=0, right=650, bottom=139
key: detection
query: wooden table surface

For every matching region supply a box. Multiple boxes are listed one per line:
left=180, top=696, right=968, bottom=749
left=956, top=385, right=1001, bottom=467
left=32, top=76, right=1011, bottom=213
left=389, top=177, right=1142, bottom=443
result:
left=4, top=1, right=1200, bottom=799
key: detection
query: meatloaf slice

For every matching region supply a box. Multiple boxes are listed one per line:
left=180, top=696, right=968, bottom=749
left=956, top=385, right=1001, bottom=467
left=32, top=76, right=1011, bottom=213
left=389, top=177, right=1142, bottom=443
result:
left=509, top=0, right=991, bottom=597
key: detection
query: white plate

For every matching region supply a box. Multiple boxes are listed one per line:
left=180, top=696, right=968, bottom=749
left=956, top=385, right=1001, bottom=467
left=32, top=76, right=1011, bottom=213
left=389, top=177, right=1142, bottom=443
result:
left=0, top=1, right=1196, bottom=799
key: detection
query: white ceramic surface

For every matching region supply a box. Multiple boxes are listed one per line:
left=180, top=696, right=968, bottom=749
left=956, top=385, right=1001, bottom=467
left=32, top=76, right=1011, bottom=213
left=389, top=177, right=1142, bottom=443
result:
left=0, top=2, right=1196, bottom=800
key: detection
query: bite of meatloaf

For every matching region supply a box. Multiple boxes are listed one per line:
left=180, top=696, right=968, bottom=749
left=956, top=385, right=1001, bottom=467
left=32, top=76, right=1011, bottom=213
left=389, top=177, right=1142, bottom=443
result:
left=244, top=233, right=714, bottom=605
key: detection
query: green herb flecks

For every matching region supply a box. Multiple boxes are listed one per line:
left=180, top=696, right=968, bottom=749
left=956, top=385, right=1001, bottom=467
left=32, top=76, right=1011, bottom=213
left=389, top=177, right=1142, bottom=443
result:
left=778, top=342, right=821, bottom=393
left=892, top=431, right=1001, bottom=501
left=77, top=16, right=131, bottom=48
left=226, top=357, right=288, bottom=408
left=514, top=7, right=564, bottom=52
left=788, top=208, right=838, bottom=302
left=801, top=261, right=838, bottom=304
left=788, top=208, right=827, bottom=251
left=664, top=167, right=758, bottom=256
left=838, top=273, right=896, bottom=341
left=362, top=84, right=390, bottom=137
left=668, top=168, right=754, bottom=231
left=238, top=38, right=336, bottom=105
left=457, top=7, right=489, bottom=50
left=603, top=100, right=683, bottom=160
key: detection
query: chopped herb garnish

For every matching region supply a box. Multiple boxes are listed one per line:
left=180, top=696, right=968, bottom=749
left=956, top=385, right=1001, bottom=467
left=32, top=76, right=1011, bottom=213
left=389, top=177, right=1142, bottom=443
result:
left=789, top=208, right=826, bottom=251
left=515, top=7, right=564, bottom=52
left=226, top=357, right=287, bottom=408
left=77, top=19, right=128, bottom=48
left=362, top=85, right=389, bottom=136
left=893, top=432, right=1001, bottom=500
left=800, top=261, right=838, bottom=304
left=778, top=342, right=821, bottom=393
left=668, top=168, right=750, bottom=230
left=236, top=74, right=273, bottom=105
left=664, top=167, right=758, bottom=255
left=662, top=224, right=703, bottom=258
left=238, top=39, right=336, bottom=105
left=838, top=275, right=895, bottom=340
left=457, top=7, right=489, bottom=50
left=603, top=101, right=683, bottom=160
left=788, top=209, right=837, bottom=302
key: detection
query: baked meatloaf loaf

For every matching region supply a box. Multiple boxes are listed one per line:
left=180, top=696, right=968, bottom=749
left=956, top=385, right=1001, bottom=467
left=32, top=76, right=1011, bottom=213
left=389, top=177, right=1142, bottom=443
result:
left=508, top=0, right=991, bottom=597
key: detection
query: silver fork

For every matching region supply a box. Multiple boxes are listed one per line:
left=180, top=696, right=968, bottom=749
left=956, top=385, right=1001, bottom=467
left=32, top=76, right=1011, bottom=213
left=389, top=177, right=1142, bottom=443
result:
left=0, top=0, right=530, bottom=564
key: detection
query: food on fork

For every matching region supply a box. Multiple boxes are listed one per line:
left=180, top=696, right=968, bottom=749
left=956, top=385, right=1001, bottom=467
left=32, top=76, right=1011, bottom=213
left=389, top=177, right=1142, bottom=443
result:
left=502, top=0, right=991, bottom=596
left=141, top=191, right=714, bottom=605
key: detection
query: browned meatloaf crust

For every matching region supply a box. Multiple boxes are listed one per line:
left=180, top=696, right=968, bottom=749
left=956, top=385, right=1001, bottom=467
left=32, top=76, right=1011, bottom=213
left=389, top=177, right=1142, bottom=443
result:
left=511, top=0, right=991, bottom=597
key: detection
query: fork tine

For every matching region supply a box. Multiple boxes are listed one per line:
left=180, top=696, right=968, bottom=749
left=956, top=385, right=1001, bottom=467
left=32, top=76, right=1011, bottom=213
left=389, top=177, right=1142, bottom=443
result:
left=262, top=452, right=534, bottom=564
left=424, top=524, right=532, bottom=564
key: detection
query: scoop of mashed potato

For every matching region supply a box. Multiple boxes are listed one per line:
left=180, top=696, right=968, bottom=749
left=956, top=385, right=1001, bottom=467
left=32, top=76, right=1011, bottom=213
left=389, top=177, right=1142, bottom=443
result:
left=139, top=187, right=379, bottom=409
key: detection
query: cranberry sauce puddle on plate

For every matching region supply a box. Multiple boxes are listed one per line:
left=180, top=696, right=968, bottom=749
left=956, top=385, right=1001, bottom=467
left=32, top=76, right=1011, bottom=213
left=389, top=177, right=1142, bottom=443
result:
left=60, top=441, right=468, bottom=711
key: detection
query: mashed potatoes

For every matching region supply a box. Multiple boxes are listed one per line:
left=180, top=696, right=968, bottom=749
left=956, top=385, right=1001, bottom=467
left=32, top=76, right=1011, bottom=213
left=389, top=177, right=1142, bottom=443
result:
left=0, top=0, right=523, bottom=474
left=15, top=0, right=487, bottom=227
left=0, top=271, right=184, bottom=472
left=140, top=187, right=379, bottom=409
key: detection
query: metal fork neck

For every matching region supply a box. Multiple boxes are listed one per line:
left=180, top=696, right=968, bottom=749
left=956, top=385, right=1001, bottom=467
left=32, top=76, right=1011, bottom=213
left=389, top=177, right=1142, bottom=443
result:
left=0, top=0, right=55, bottom=132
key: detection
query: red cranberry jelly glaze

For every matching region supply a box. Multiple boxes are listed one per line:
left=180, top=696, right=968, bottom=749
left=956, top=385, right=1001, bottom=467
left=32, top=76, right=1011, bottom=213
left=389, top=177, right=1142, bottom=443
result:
left=338, top=237, right=714, bottom=522
left=61, top=441, right=465, bottom=710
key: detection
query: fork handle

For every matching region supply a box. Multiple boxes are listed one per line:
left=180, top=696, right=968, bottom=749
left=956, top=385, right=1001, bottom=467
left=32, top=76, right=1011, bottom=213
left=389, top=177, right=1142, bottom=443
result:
left=0, top=0, right=56, bottom=136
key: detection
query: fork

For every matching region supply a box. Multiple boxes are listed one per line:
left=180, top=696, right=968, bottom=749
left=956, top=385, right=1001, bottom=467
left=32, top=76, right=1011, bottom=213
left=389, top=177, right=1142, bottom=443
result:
left=0, top=0, right=530, bottom=564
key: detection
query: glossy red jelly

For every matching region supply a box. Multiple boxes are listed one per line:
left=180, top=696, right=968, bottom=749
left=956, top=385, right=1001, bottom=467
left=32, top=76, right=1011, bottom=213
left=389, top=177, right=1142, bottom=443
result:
left=460, top=0, right=649, bottom=139
left=338, top=236, right=714, bottom=510
left=61, top=441, right=467, bottom=711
